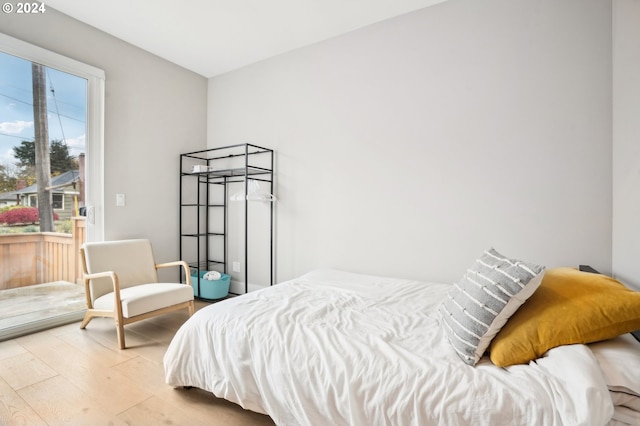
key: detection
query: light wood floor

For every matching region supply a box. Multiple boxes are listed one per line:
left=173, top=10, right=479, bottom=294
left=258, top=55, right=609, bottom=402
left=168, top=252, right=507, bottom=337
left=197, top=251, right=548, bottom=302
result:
left=0, top=300, right=275, bottom=426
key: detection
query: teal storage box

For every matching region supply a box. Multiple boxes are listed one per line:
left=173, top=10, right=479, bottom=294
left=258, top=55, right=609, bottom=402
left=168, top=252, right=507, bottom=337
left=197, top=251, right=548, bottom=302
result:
left=190, top=271, right=230, bottom=299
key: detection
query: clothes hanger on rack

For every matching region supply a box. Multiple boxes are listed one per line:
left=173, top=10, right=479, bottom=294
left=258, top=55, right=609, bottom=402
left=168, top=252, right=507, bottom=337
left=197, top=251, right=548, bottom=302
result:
left=230, top=179, right=276, bottom=202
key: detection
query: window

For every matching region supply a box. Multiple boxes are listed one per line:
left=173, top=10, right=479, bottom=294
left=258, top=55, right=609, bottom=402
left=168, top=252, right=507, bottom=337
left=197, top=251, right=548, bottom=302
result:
left=21, top=194, right=64, bottom=209
left=0, top=32, right=105, bottom=242
left=52, top=194, right=63, bottom=209
left=0, top=32, right=105, bottom=339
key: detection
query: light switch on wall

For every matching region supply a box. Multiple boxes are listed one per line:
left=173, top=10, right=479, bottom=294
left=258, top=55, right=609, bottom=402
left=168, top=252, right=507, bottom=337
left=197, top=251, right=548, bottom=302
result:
left=116, top=193, right=125, bottom=207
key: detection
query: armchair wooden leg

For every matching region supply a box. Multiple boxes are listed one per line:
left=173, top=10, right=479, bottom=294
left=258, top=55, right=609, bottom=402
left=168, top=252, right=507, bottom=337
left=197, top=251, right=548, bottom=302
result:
left=80, top=311, right=93, bottom=329
left=116, top=320, right=126, bottom=349
left=188, top=300, right=195, bottom=316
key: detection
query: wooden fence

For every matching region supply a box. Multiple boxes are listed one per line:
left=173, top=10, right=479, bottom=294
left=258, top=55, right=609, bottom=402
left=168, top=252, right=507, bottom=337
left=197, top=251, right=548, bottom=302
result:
left=0, top=217, right=85, bottom=290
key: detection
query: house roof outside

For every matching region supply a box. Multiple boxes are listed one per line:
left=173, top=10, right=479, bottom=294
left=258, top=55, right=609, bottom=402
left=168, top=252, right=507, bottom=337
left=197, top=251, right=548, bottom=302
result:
left=0, top=170, right=80, bottom=201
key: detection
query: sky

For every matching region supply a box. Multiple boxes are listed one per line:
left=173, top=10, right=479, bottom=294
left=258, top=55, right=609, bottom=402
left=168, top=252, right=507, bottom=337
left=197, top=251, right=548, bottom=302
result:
left=0, top=50, right=87, bottom=171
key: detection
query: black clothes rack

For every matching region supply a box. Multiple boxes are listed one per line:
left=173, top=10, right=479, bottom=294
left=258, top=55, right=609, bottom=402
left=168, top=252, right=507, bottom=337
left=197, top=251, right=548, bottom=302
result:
left=179, top=144, right=274, bottom=297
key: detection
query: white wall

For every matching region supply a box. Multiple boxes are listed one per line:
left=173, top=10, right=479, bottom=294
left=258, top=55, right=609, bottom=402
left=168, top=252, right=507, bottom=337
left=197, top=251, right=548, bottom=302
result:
left=0, top=8, right=208, bottom=266
left=208, top=0, right=613, bottom=284
left=612, top=0, right=640, bottom=290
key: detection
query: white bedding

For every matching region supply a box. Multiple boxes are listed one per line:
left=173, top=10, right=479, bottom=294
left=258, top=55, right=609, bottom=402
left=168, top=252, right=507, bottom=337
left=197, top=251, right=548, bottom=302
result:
left=589, top=333, right=640, bottom=426
left=164, top=269, right=618, bottom=426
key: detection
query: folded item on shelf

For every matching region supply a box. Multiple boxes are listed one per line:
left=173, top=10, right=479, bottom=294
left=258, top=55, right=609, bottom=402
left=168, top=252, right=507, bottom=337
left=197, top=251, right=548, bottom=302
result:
left=203, top=271, right=222, bottom=281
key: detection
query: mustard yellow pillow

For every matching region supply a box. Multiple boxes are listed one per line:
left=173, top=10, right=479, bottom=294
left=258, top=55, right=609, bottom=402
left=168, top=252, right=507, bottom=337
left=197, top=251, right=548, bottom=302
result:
left=489, top=267, right=640, bottom=367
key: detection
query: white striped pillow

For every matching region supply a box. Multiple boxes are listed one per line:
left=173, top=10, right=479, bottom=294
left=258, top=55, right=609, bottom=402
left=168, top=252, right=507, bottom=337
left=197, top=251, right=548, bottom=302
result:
left=439, top=248, right=545, bottom=366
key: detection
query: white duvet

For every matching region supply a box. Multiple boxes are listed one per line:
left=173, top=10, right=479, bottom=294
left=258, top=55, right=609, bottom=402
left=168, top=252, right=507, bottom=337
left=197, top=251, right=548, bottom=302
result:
left=164, top=269, right=615, bottom=426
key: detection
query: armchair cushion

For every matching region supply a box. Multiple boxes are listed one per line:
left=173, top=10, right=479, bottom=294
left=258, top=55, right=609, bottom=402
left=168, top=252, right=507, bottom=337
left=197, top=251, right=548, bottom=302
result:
left=93, top=283, right=194, bottom=318
left=83, top=239, right=160, bottom=302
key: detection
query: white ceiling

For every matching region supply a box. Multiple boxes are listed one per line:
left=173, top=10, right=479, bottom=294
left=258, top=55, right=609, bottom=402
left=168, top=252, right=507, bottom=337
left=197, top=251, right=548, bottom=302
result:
left=45, top=0, right=447, bottom=78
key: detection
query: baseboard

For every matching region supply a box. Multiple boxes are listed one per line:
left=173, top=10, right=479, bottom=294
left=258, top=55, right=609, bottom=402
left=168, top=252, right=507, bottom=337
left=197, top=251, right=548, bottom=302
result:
left=229, top=279, right=268, bottom=295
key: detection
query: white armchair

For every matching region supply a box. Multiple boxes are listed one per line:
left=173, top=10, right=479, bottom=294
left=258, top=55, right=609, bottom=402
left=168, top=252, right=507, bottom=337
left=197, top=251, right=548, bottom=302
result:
left=79, top=239, right=195, bottom=349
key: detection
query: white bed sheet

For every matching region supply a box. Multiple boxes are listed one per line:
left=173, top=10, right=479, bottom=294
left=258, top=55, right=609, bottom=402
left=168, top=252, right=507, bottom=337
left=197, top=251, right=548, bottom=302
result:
left=164, top=269, right=615, bottom=426
left=589, top=333, right=640, bottom=426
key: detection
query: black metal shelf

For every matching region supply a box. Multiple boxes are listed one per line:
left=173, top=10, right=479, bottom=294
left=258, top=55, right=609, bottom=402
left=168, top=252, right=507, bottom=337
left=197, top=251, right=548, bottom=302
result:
left=181, top=233, right=225, bottom=237
left=181, top=165, right=272, bottom=178
left=188, top=260, right=225, bottom=268
left=179, top=143, right=275, bottom=297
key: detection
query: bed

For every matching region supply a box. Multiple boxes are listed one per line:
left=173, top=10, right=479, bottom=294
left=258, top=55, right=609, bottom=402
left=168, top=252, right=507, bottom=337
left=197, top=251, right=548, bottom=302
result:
left=164, top=262, right=640, bottom=425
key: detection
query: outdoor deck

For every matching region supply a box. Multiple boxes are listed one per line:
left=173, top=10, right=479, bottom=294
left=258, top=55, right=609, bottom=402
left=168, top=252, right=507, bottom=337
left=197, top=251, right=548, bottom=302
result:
left=0, top=217, right=85, bottom=291
left=0, top=218, right=87, bottom=339
left=0, top=281, right=86, bottom=339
